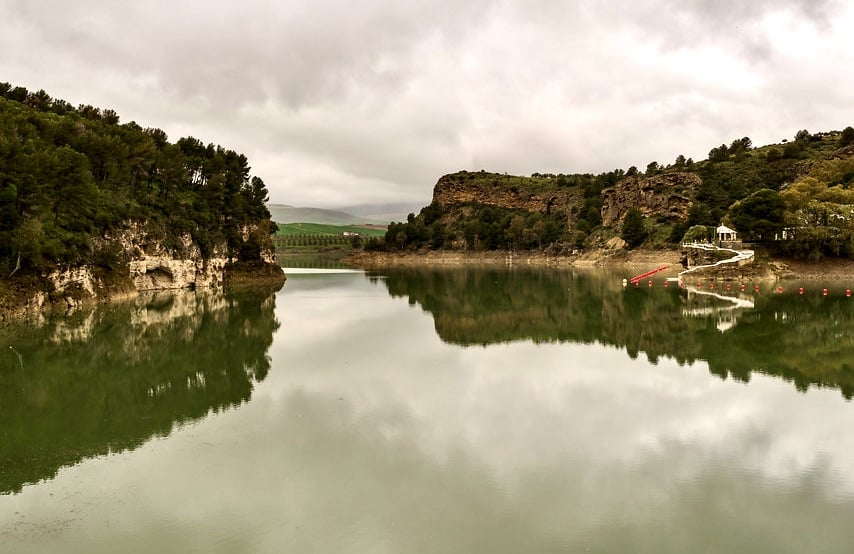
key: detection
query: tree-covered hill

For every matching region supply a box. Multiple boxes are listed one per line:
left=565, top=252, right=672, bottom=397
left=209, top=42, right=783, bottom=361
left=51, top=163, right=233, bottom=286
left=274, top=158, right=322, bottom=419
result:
left=0, top=82, right=275, bottom=277
left=370, top=127, right=854, bottom=260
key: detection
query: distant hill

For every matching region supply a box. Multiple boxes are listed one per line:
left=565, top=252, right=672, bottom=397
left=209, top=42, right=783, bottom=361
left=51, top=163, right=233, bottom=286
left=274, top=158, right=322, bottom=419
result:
left=337, top=202, right=427, bottom=223
left=375, top=128, right=854, bottom=258
left=267, top=205, right=387, bottom=226
left=267, top=202, right=427, bottom=226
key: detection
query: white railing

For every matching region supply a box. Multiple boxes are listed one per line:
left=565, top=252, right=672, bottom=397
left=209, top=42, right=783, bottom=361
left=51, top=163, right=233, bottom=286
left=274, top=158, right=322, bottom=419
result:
left=679, top=243, right=754, bottom=278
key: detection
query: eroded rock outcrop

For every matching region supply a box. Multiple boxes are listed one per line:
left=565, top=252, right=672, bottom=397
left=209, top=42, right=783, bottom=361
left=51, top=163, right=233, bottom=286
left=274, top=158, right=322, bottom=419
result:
left=103, top=222, right=232, bottom=291
left=601, top=172, right=699, bottom=226
left=433, top=172, right=577, bottom=216
left=8, top=221, right=282, bottom=318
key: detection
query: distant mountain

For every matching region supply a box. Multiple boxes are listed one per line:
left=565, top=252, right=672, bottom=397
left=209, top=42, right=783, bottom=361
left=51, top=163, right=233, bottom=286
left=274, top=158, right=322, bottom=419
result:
left=267, top=205, right=383, bottom=226
left=268, top=202, right=427, bottom=225
left=336, top=202, right=427, bottom=223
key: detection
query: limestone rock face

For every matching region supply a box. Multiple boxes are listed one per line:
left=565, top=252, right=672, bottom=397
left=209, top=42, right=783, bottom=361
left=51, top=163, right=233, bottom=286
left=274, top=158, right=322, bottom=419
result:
left=43, top=221, right=279, bottom=304
left=6, top=221, right=282, bottom=319
left=601, top=172, right=700, bottom=226
left=432, top=174, right=576, bottom=215
left=104, top=222, right=230, bottom=291
left=129, top=257, right=229, bottom=291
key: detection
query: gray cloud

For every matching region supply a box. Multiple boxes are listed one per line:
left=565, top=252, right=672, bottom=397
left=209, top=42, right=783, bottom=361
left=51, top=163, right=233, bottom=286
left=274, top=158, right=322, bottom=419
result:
left=1, top=0, right=851, bottom=207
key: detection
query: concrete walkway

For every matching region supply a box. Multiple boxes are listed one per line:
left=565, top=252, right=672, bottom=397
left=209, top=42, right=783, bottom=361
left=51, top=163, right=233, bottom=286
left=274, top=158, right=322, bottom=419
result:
left=679, top=242, right=755, bottom=279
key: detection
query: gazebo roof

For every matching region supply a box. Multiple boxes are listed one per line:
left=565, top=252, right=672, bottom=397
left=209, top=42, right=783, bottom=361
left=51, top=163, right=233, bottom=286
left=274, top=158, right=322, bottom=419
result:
left=716, top=224, right=736, bottom=234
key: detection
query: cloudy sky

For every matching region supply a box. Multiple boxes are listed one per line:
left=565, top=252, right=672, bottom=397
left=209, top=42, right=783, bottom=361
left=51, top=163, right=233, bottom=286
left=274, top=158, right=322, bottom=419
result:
left=2, top=0, right=852, bottom=209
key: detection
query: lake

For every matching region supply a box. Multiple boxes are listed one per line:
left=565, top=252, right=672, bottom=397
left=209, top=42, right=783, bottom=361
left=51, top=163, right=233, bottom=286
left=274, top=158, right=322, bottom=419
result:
left=2, top=266, right=854, bottom=553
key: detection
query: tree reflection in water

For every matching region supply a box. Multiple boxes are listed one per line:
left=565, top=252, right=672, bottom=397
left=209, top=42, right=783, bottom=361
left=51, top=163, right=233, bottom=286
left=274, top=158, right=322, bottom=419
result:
left=373, top=267, right=854, bottom=400
left=0, top=286, right=280, bottom=494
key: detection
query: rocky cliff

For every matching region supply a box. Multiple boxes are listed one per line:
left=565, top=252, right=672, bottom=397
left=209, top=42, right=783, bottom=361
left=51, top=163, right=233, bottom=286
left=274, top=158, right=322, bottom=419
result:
left=108, top=222, right=231, bottom=291
left=433, top=172, right=577, bottom=216
left=600, top=172, right=699, bottom=226
left=5, top=221, right=283, bottom=318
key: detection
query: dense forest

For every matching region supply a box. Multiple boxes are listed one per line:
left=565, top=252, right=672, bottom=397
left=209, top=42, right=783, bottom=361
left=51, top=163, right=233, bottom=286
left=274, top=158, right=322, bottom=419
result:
left=0, top=82, right=275, bottom=277
left=371, top=126, right=854, bottom=260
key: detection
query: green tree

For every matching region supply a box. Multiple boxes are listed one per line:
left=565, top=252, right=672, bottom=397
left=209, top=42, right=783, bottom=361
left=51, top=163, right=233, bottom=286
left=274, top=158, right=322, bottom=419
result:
left=728, top=137, right=752, bottom=154
left=728, top=189, right=786, bottom=241
left=840, top=126, right=854, bottom=147
left=429, top=222, right=446, bottom=250
left=709, top=144, right=729, bottom=163
left=795, top=129, right=811, bottom=142
left=621, top=207, right=646, bottom=248
left=682, top=225, right=711, bottom=243
left=766, top=148, right=783, bottom=162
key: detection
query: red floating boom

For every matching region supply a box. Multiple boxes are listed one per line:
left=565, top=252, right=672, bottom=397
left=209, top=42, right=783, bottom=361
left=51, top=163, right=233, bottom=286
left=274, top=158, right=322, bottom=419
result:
left=629, top=265, right=668, bottom=284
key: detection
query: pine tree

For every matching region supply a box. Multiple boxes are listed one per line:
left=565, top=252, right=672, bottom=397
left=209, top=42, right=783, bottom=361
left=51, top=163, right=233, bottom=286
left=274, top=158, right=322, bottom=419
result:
left=621, top=208, right=646, bottom=249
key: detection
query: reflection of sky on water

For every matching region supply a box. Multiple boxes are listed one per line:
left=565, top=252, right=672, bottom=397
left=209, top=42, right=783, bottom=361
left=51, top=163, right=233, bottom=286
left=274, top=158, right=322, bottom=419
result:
left=271, top=274, right=854, bottom=491
left=3, top=271, right=854, bottom=553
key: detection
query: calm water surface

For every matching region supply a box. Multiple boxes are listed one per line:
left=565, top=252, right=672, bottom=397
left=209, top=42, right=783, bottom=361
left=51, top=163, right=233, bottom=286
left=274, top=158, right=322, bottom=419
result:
left=1, top=267, right=854, bottom=553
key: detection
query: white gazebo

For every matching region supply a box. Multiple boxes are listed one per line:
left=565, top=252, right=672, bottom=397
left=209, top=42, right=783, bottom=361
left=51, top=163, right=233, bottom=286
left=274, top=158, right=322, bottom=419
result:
left=716, top=224, right=737, bottom=242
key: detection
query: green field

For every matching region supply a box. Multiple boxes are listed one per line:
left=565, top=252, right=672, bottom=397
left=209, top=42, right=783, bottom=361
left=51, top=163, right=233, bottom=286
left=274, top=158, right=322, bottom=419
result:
left=273, top=222, right=387, bottom=255
left=274, top=223, right=387, bottom=237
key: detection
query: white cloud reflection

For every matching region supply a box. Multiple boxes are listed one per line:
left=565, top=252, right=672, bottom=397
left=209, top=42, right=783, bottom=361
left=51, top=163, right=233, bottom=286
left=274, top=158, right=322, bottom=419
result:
left=3, top=272, right=854, bottom=552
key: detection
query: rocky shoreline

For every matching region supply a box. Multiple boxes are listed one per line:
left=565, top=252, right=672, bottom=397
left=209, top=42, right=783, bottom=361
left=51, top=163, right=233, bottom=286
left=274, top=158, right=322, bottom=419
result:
left=348, top=249, right=854, bottom=282
left=0, top=261, right=285, bottom=322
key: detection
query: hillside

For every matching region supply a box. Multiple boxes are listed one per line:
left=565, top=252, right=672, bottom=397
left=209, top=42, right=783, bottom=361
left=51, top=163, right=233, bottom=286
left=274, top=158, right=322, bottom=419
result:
left=268, top=204, right=379, bottom=226
left=0, top=82, right=283, bottom=316
left=337, top=202, right=426, bottom=223
left=365, top=128, right=854, bottom=261
left=267, top=203, right=421, bottom=226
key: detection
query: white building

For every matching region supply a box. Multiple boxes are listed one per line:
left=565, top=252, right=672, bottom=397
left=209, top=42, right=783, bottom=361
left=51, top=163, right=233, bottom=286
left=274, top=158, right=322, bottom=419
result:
left=716, top=224, right=737, bottom=242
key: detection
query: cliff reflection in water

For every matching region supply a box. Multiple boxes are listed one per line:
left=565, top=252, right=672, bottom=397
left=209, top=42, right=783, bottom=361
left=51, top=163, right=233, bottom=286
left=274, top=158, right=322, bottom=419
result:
left=0, top=287, right=280, bottom=494
left=374, top=267, right=854, bottom=399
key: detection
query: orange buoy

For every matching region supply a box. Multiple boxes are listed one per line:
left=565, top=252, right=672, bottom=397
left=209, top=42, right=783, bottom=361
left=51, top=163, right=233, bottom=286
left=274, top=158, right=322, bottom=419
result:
left=648, top=280, right=653, bottom=287
left=664, top=281, right=669, bottom=288
left=777, top=286, right=783, bottom=293
left=726, top=283, right=731, bottom=290
left=799, top=287, right=804, bottom=295
left=846, top=289, right=851, bottom=297
left=823, top=288, right=828, bottom=296
left=740, top=284, right=746, bottom=291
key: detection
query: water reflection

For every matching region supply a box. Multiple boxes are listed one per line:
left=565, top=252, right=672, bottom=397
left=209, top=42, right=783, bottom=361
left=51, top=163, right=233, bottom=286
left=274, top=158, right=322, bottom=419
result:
left=373, top=267, right=854, bottom=399
left=2, top=271, right=853, bottom=552
left=0, top=286, right=280, bottom=494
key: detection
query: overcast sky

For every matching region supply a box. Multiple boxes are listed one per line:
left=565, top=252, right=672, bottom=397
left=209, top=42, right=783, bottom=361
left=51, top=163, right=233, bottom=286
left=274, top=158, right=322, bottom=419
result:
left=2, top=0, right=852, bottom=208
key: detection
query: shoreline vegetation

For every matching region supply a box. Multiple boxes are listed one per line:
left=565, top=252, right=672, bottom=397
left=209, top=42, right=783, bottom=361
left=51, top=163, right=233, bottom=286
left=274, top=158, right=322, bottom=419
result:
left=348, top=126, right=854, bottom=282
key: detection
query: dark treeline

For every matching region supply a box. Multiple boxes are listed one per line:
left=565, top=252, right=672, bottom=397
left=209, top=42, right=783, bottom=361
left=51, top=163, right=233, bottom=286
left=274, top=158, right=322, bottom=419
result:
left=0, top=83, right=275, bottom=275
